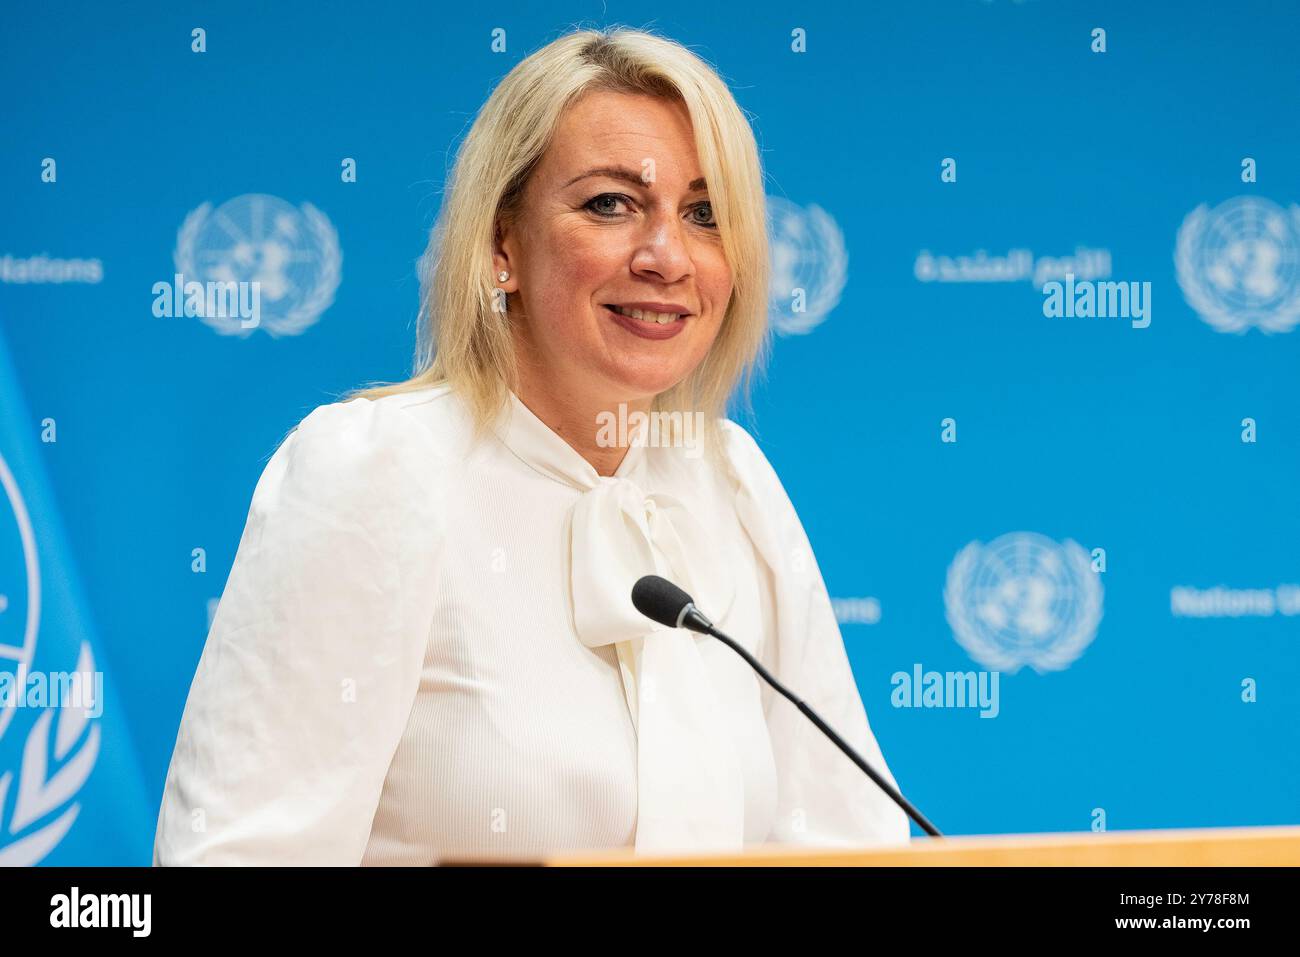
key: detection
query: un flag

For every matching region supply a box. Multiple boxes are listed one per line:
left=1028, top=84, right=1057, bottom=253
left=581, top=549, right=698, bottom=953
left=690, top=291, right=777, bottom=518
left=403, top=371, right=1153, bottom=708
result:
left=0, top=330, right=153, bottom=865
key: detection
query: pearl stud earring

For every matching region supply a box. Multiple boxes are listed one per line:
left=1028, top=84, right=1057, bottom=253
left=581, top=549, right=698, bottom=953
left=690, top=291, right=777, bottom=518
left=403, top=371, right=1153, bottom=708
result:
left=497, top=270, right=510, bottom=283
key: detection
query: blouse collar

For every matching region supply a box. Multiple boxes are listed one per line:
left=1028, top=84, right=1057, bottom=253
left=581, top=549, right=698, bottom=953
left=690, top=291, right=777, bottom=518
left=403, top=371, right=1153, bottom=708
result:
left=492, top=389, right=649, bottom=491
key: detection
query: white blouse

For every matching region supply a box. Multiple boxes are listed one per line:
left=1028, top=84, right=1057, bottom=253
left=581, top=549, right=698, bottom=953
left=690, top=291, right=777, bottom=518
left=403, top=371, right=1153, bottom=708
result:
left=153, top=383, right=909, bottom=864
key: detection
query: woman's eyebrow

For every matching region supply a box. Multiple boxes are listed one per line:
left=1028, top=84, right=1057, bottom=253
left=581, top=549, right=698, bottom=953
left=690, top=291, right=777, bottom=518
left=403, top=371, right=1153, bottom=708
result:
left=562, top=166, right=708, bottom=192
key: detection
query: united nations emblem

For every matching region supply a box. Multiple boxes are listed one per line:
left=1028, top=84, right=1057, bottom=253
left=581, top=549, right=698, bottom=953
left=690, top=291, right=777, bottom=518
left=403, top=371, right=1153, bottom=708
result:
left=1175, top=196, right=1300, bottom=334
left=944, top=532, right=1102, bottom=674
left=766, top=196, right=847, bottom=336
left=174, top=193, right=342, bottom=337
left=0, top=453, right=99, bottom=865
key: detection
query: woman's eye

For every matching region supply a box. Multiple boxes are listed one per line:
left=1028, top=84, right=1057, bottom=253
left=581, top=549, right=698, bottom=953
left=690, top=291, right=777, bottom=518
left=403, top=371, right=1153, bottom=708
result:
left=689, top=202, right=717, bottom=228
left=583, top=194, right=715, bottom=228
left=585, top=193, right=630, bottom=217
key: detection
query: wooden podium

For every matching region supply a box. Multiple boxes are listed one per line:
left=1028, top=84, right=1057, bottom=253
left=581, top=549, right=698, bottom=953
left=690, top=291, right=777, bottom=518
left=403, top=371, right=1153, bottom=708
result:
left=534, top=825, right=1300, bottom=866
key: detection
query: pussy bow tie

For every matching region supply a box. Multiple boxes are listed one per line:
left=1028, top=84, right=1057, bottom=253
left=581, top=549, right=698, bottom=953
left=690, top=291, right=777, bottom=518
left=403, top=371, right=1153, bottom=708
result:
left=569, top=475, right=744, bottom=853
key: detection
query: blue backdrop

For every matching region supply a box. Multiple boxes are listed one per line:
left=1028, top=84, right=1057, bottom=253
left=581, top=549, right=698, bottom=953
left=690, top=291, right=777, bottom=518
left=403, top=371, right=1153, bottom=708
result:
left=2, top=0, right=1296, bottom=865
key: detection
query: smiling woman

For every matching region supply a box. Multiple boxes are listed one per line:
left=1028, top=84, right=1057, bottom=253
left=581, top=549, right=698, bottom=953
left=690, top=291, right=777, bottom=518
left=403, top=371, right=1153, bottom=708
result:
left=152, top=26, right=911, bottom=866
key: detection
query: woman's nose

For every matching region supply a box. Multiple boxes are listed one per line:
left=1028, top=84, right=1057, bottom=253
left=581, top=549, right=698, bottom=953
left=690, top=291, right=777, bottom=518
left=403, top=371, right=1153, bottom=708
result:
left=630, top=214, right=693, bottom=284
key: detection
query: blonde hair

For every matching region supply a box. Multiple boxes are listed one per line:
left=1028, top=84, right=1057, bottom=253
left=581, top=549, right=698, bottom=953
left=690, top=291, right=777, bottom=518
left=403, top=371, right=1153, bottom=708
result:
left=348, top=25, right=770, bottom=451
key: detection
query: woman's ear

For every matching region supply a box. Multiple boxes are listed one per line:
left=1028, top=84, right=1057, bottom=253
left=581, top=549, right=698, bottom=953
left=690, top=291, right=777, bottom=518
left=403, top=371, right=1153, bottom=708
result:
left=491, top=218, right=520, bottom=294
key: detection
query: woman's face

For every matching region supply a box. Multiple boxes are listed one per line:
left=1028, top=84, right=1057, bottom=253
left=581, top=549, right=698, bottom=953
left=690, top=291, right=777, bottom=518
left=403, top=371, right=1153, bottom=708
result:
left=495, top=91, right=733, bottom=405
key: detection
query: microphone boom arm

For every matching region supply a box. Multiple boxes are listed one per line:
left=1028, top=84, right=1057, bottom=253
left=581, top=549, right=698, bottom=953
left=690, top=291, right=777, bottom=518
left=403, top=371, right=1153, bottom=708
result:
left=697, top=609, right=942, bottom=838
left=632, top=576, right=942, bottom=838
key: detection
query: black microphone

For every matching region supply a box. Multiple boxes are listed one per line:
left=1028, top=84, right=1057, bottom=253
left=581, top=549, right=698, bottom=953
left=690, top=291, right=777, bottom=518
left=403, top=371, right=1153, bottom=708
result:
left=632, top=574, right=716, bottom=633
left=631, top=573, right=942, bottom=838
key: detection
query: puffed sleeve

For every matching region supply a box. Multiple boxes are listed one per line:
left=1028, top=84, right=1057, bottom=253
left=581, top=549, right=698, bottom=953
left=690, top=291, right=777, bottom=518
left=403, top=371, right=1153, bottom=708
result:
left=719, top=420, right=911, bottom=848
left=153, top=397, right=444, bottom=865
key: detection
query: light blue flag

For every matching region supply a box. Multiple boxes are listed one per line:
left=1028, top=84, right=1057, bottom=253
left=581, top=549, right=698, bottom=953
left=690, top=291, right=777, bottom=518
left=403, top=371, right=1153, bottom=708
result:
left=0, top=329, right=154, bottom=865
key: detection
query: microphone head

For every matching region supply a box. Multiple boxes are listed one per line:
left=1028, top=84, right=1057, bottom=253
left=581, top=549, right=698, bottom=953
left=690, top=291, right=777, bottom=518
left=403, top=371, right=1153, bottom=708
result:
left=631, top=575, right=694, bottom=630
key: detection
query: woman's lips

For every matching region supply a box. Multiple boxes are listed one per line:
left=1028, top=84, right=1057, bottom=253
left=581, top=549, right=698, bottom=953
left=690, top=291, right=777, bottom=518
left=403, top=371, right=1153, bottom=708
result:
left=604, top=304, right=687, bottom=340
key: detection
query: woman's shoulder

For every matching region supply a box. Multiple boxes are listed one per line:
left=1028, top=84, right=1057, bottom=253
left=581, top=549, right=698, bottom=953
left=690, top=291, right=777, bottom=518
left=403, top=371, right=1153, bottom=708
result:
left=259, top=383, right=470, bottom=510
left=281, top=382, right=468, bottom=466
left=713, top=417, right=785, bottom=500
